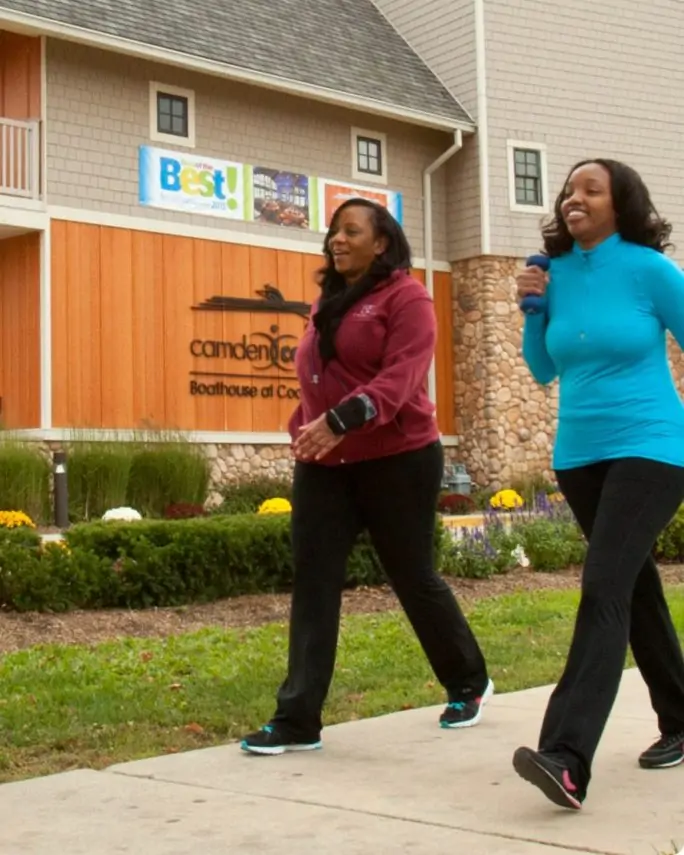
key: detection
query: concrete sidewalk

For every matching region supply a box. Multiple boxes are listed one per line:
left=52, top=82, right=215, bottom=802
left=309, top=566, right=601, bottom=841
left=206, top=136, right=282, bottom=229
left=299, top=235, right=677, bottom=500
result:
left=1, top=669, right=682, bottom=855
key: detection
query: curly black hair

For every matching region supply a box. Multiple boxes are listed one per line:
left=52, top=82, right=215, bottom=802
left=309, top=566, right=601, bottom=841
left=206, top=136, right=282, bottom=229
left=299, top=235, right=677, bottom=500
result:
left=541, top=158, right=673, bottom=258
left=313, top=198, right=412, bottom=363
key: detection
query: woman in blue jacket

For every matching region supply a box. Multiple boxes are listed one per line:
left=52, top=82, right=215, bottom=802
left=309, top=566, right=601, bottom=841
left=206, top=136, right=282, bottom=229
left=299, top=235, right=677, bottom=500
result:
left=514, top=158, right=684, bottom=810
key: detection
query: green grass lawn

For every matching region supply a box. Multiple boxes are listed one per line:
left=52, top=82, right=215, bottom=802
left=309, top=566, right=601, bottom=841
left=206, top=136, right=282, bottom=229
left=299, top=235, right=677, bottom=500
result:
left=2, top=585, right=684, bottom=784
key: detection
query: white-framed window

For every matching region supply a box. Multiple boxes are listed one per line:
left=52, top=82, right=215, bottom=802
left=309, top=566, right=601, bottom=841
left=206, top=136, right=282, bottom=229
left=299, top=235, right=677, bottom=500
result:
left=149, top=82, right=196, bottom=148
left=351, top=127, right=387, bottom=184
left=507, top=140, right=549, bottom=213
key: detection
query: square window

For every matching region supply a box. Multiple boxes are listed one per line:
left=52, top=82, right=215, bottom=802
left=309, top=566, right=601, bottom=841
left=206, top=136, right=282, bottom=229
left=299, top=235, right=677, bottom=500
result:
left=157, top=93, right=188, bottom=137
left=358, top=138, right=380, bottom=174
left=356, top=136, right=382, bottom=176
left=351, top=128, right=387, bottom=184
left=150, top=82, right=195, bottom=148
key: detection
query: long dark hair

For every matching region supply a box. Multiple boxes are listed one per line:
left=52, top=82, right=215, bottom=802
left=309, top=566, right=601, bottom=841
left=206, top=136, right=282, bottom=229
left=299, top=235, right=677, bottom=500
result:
left=313, top=198, right=411, bottom=363
left=541, top=158, right=673, bottom=257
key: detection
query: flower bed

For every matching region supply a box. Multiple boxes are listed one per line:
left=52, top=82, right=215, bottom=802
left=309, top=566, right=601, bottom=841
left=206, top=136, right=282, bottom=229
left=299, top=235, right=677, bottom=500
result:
left=441, top=494, right=588, bottom=578
left=3, top=480, right=684, bottom=613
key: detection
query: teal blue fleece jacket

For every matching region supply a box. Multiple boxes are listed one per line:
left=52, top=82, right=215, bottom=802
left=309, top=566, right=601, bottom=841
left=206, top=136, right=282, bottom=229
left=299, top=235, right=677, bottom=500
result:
left=522, top=232, right=684, bottom=470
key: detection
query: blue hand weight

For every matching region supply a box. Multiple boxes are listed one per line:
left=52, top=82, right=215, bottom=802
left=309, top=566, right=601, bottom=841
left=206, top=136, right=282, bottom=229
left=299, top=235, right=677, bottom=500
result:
left=520, top=254, right=550, bottom=315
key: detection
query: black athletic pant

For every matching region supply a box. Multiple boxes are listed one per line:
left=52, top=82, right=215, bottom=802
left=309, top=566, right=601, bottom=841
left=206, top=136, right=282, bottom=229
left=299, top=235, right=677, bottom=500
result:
left=272, top=440, right=489, bottom=738
left=538, top=457, right=684, bottom=794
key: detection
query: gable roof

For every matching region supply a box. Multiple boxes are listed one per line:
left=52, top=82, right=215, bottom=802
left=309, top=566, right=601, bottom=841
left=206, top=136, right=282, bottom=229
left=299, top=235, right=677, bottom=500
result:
left=0, top=0, right=474, bottom=130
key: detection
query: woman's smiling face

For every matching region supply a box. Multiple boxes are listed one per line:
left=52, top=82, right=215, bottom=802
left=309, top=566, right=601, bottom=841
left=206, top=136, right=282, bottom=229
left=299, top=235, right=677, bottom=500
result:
left=560, top=162, right=617, bottom=249
left=327, top=205, right=387, bottom=284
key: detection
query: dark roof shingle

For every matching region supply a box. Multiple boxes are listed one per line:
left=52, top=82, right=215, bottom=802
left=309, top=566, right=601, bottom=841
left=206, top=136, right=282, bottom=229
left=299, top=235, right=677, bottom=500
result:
left=0, top=0, right=473, bottom=126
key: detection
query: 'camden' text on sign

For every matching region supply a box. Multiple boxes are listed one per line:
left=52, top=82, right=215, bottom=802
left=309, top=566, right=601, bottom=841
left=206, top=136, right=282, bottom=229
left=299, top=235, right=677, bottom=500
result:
left=189, top=325, right=297, bottom=372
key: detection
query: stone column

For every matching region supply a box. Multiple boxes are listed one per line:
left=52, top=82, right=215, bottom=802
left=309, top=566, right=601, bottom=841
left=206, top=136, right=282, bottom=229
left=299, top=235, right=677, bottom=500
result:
left=452, top=256, right=557, bottom=490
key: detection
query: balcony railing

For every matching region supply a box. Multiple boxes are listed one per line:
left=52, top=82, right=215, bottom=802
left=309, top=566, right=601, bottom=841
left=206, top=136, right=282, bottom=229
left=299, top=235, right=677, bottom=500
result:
left=0, top=117, right=41, bottom=200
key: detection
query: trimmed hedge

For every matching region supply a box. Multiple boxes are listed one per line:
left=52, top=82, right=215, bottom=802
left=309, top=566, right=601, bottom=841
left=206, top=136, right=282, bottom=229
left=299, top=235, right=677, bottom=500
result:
left=0, top=514, right=447, bottom=612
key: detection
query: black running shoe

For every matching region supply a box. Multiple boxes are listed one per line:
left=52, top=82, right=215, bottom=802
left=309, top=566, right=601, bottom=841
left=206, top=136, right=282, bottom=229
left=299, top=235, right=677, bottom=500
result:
left=513, top=746, right=583, bottom=810
left=440, top=678, right=494, bottom=728
left=639, top=732, right=684, bottom=769
left=240, top=724, right=322, bottom=756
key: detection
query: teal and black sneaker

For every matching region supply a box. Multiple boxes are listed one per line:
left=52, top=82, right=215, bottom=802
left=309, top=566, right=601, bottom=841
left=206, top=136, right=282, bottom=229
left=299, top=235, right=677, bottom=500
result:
left=638, top=732, right=684, bottom=769
left=240, top=724, right=322, bottom=756
left=439, top=679, right=494, bottom=728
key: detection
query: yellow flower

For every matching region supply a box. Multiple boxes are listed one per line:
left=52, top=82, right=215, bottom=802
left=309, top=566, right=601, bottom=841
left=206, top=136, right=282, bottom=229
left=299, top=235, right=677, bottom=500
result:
left=490, top=489, right=524, bottom=510
left=548, top=491, right=564, bottom=503
left=0, top=510, right=36, bottom=529
left=257, top=497, right=292, bottom=515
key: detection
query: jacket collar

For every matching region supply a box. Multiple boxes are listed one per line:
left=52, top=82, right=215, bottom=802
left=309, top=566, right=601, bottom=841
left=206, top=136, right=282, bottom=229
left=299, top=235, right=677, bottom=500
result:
left=571, top=232, right=622, bottom=267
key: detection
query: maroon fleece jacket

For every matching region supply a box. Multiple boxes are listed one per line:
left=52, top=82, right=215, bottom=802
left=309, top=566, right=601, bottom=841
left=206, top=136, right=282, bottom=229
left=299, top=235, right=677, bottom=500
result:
left=288, top=269, right=440, bottom=465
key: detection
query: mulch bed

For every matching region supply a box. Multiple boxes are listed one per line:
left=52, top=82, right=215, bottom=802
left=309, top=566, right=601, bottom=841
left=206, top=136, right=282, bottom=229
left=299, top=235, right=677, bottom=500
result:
left=3, top=564, right=684, bottom=654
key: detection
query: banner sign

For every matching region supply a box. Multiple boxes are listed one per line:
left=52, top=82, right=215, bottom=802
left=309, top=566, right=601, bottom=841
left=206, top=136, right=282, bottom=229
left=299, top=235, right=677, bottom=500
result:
left=139, top=146, right=402, bottom=231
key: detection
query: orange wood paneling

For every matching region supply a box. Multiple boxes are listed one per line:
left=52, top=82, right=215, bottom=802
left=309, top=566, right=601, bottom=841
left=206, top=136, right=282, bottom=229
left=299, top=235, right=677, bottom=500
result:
left=131, top=231, right=166, bottom=427
left=248, top=247, right=279, bottom=432
left=275, top=249, right=305, bottom=432
left=0, top=233, right=41, bottom=428
left=409, top=267, right=455, bottom=436
left=66, top=222, right=102, bottom=427
left=49, top=222, right=456, bottom=435
left=217, top=242, right=253, bottom=432
left=101, top=227, right=135, bottom=427
left=162, top=235, right=195, bottom=430
left=433, top=271, right=455, bottom=436
left=191, top=238, right=226, bottom=432
left=50, top=221, right=69, bottom=427
left=0, top=31, right=41, bottom=119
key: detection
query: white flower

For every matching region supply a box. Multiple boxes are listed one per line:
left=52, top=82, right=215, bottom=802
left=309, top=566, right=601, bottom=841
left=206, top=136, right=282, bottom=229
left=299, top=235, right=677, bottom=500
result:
left=511, top=544, right=530, bottom=568
left=102, top=507, right=142, bottom=522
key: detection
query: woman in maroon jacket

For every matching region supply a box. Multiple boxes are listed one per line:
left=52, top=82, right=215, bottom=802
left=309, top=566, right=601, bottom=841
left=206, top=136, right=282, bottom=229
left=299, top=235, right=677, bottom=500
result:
left=241, top=198, right=491, bottom=755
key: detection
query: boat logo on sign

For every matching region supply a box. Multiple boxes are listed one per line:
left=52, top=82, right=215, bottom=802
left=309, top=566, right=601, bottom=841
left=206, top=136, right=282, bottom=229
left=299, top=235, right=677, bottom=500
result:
left=192, top=284, right=311, bottom=319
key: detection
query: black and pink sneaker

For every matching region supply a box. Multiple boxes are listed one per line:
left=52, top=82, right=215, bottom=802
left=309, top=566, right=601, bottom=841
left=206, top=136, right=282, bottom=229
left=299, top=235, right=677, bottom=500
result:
left=513, top=746, right=583, bottom=810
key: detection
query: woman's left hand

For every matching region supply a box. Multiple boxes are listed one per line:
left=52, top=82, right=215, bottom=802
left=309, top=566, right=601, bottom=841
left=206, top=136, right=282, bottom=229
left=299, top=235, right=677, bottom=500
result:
left=293, top=414, right=344, bottom=461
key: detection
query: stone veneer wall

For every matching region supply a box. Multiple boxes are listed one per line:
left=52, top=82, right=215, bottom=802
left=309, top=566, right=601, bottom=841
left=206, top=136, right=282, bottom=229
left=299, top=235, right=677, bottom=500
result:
left=452, top=256, right=558, bottom=490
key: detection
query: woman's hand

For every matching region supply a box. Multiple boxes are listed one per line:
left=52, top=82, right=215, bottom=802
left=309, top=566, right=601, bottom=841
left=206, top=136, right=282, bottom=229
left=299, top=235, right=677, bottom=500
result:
left=516, top=266, right=548, bottom=303
left=293, top=413, right=344, bottom=461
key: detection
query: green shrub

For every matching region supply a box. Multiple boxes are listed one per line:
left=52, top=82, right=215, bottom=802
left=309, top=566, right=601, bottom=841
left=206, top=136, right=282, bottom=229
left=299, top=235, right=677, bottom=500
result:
left=216, top=475, right=293, bottom=515
left=656, top=504, right=684, bottom=563
left=471, top=488, right=495, bottom=511
left=513, top=518, right=586, bottom=572
left=0, top=441, right=50, bottom=523
left=0, top=525, right=41, bottom=550
left=0, top=533, right=113, bottom=613
left=126, top=444, right=210, bottom=518
left=66, top=442, right=134, bottom=521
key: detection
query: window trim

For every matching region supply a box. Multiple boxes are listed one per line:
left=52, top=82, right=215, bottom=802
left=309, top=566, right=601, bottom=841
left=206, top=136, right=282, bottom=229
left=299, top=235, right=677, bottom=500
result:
left=149, top=81, right=196, bottom=148
left=351, top=127, right=388, bottom=184
left=507, top=140, right=549, bottom=214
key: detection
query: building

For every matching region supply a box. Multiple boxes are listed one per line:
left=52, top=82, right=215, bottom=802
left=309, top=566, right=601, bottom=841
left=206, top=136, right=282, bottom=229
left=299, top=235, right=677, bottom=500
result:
left=1, top=0, right=683, bottom=493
